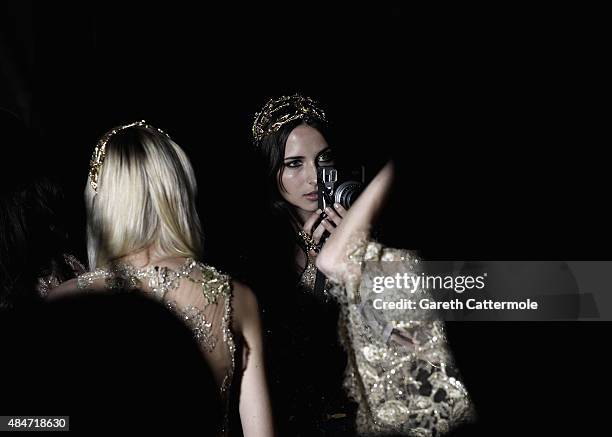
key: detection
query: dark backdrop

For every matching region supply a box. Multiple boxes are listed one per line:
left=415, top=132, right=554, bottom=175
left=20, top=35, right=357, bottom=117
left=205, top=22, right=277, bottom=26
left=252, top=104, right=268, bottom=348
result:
left=1, top=3, right=609, bottom=435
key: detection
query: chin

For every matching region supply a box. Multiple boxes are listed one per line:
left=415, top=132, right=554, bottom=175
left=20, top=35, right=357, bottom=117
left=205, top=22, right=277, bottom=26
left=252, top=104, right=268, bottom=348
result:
left=295, top=201, right=318, bottom=214
left=302, top=201, right=319, bottom=212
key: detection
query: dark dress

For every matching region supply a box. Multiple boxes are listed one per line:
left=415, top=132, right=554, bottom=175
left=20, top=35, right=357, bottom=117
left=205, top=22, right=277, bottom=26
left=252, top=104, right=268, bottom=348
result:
left=258, top=249, right=357, bottom=436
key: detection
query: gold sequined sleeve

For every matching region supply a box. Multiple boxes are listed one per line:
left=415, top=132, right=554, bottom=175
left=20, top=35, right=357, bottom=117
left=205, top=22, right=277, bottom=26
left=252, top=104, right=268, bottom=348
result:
left=329, top=242, right=475, bottom=436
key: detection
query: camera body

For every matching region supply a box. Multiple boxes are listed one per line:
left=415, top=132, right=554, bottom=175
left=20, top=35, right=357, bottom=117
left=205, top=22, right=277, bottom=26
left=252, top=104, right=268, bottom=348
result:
left=317, top=166, right=365, bottom=212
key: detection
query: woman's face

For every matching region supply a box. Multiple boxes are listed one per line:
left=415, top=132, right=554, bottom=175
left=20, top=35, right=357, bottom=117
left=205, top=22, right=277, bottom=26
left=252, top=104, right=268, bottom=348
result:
left=278, top=124, right=334, bottom=219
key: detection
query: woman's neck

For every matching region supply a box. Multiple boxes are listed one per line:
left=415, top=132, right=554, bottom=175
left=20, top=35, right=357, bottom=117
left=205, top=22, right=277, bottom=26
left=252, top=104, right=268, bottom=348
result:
left=289, top=206, right=314, bottom=229
left=117, top=246, right=183, bottom=269
left=295, top=209, right=311, bottom=224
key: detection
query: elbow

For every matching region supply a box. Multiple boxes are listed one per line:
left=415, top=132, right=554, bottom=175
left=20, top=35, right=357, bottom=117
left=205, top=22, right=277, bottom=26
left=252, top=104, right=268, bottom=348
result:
left=316, top=246, right=343, bottom=282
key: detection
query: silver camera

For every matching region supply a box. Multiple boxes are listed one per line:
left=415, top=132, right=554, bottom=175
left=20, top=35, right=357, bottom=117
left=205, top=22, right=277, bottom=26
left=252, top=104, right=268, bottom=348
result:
left=317, top=166, right=365, bottom=211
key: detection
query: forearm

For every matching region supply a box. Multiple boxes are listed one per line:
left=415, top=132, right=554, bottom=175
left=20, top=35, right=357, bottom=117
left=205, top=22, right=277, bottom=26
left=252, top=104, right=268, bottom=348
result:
left=239, top=341, right=274, bottom=437
left=317, top=160, right=395, bottom=282
left=235, top=283, right=275, bottom=437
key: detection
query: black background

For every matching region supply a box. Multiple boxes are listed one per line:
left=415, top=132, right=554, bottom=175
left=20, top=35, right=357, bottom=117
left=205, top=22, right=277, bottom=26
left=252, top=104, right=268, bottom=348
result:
left=2, top=3, right=609, bottom=435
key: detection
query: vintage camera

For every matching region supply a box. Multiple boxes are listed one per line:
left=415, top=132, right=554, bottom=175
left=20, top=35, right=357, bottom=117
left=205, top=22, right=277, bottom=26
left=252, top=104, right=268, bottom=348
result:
left=317, top=166, right=365, bottom=212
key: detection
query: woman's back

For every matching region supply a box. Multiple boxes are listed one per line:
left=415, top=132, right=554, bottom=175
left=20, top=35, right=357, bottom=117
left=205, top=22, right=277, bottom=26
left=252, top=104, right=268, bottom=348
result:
left=77, top=256, right=236, bottom=392
left=52, top=121, right=274, bottom=436
left=52, top=254, right=238, bottom=434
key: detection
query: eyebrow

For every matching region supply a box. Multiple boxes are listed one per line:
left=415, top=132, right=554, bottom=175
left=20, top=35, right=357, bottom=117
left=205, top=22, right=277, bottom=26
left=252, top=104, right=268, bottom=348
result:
left=284, top=147, right=331, bottom=161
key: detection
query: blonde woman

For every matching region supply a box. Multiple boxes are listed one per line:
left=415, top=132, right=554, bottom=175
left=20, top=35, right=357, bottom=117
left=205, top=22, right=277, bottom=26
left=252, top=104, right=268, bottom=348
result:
left=51, top=121, right=274, bottom=437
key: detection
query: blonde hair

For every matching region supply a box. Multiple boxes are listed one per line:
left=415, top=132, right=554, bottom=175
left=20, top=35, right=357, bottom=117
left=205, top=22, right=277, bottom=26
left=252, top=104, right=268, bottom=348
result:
left=85, top=125, right=203, bottom=269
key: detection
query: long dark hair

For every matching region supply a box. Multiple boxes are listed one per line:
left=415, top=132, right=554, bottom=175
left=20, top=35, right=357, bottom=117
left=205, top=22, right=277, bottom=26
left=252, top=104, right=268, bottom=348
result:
left=253, top=117, right=336, bottom=278
left=257, top=117, right=331, bottom=228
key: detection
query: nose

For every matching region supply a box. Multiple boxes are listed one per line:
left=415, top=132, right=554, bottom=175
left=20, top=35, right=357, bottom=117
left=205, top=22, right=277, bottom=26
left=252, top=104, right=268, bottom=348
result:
left=307, top=161, right=317, bottom=187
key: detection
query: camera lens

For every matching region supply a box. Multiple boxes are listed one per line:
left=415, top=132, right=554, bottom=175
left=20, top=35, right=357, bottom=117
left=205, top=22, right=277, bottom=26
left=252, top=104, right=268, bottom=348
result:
left=334, top=181, right=363, bottom=208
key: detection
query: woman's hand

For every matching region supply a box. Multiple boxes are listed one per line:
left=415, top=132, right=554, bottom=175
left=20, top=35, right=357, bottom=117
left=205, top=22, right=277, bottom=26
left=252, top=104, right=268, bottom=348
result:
left=302, top=204, right=348, bottom=255
left=316, top=161, right=395, bottom=284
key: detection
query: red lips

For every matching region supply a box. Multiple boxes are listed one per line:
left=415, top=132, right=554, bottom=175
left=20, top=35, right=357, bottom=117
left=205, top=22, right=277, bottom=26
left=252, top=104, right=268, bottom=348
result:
left=304, top=191, right=318, bottom=201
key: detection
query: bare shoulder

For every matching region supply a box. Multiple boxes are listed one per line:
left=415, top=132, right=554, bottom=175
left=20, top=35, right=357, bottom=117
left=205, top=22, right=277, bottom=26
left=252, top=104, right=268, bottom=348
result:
left=230, top=280, right=260, bottom=332
left=46, top=278, right=80, bottom=300
left=47, top=275, right=108, bottom=300
left=232, top=279, right=257, bottom=313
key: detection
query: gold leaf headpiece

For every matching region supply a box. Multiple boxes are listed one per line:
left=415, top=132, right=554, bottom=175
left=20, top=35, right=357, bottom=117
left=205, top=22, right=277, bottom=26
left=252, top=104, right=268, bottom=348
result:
left=88, top=120, right=170, bottom=192
left=252, top=94, right=327, bottom=146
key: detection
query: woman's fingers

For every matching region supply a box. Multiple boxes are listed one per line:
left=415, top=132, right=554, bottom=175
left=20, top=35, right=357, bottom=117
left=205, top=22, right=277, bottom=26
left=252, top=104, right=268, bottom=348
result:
left=312, top=220, right=327, bottom=244
left=301, top=207, right=343, bottom=250
left=320, top=218, right=336, bottom=234
left=333, top=203, right=348, bottom=218
left=324, top=205, right=343, bottom=226
left=312, top=219, right=336, bottom=245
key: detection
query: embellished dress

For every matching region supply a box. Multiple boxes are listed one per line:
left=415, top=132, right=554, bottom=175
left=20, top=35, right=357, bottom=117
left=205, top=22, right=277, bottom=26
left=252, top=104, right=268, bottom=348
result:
left=37, top=254, right=86, bottom=298
left=301, top=242, right=475, bottom=436
left=75, top=258, right=236, bottom=435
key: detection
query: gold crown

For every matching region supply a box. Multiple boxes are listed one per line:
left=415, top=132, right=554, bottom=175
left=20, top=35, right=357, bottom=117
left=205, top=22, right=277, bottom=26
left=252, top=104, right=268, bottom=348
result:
left=88, top=120, right=170, bottom=192
left=252, top=94, right=327, bottom=145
